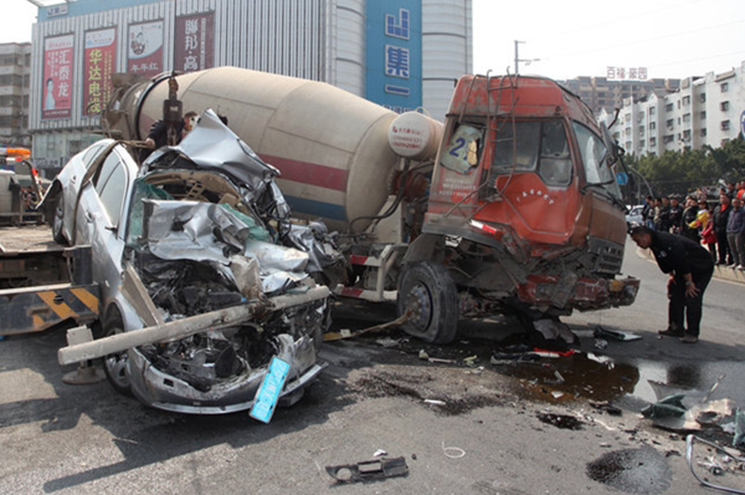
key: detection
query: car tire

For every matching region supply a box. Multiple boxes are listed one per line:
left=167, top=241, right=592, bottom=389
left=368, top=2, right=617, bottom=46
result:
left=102, top=309, right=132, bottom=396
left=51, top=194, right=67, bottom=245
left=397, top=261, right=459, bottom=344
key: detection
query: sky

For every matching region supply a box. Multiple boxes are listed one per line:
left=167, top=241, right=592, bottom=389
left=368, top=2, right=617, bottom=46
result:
left=2, top=0, right=744, bottom=81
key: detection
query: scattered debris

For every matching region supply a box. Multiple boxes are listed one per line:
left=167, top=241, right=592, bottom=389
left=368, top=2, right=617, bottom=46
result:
left=418, top=349, right=429, bottom=360
left=593, top=325, right=642, bottom=342
left=589, top=400, right=623, bottom=416
left=536, top=411, right=584, bottom=430
left=424, top=399, right=447, bottom=407
left=594, top=338, right=608, bottom=350
left=428, top=357, right=456, bottom=364
left=373, top=449, right=388, bottom=458
left=325, top=457, right=409, bottom=484
left=641, top=394, right=687, bottom=419
left=324, top=310, right=411, bottom=342
left=463, top=355, right=478, bottom=366
left=686, top=435, right=745, bottom=494
left=735, top=409, right=745, bottom=449
left=442, top=441, right=466, bottom=459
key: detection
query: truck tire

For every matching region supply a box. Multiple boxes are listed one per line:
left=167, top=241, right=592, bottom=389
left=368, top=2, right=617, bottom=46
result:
left=397, top=261, right=459, bottom=344
left=102, top=309, right=132, bottom=396
left=51, top=194, right=67, bottom=245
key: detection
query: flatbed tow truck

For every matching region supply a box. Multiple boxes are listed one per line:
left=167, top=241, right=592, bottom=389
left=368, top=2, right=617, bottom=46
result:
left=0, top=225, right=99, bottom=337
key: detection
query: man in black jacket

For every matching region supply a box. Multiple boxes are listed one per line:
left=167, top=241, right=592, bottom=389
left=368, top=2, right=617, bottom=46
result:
left=630, top=225, right=714, bottom=344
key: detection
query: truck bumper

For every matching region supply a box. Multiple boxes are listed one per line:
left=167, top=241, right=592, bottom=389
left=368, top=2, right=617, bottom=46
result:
left=517, top=275, right=639, bottom=310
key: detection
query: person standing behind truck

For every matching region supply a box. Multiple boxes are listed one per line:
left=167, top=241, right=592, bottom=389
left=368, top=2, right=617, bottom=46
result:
left=726, top=196, right=745, bottom=270
left=629, top=225, right=714, bottom=344
left=140, top=111, right=198, bottom=161
left=713, top=194, right=732, bottom=265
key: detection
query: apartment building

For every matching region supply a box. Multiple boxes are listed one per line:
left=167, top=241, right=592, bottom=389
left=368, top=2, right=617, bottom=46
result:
left=0, top=43, right=32, bottom=147
left=560, top=75, right=679, bottom=116
left=599, top=61, right=745, bottom=156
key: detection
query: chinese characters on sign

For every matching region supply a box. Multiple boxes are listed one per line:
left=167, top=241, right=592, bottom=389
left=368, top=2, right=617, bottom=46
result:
left=175, top=12, right=215, bottom=73
left=127, top=20, right=164, bottom=77
left=42, top=34, right=74, bottom=120
left=607, top=66, right=648, bottom=80
left=384, top=9, right=411, bottom=96
left=84, top=28, right=116, bottom=116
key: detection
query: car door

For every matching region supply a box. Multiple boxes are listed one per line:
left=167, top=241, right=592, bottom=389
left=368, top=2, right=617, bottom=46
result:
left=75, top=146, right=133, bottom=300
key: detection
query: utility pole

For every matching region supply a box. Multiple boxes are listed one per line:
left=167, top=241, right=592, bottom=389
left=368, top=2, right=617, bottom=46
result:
left=514, top=40, right=524, bottom=74
left=514, top=40, right=539, bottom=75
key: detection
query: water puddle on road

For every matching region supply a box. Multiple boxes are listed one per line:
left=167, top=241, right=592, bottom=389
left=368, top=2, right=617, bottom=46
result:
left=490, top=352, right=745, bottom=410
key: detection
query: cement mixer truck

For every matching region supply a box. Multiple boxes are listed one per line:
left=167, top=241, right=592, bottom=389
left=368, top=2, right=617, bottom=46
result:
left=101, top=67, right=639, bottom=344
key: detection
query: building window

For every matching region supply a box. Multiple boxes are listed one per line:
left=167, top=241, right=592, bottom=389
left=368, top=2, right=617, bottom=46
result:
left=700, top=111, right=706, bottom=120
left=721, top=82, right=729, bottom=92
left=683, top=130, right=691, bottom=141
left=650, top=137, right=657, bottom=147
left=721, top=120, right=730, bottom=130
left=683, top=113, right=691, bottom=123
left=666, top=119, right=674, bottom=129
left=639, top=127, right=645, bottom=137
left=650, top=107, right=656, bottom=116
left=721, top=101, right=730, bottom=111
left=663, top=135, right=674, bottom=144
left=700, top=129, right=707, bottom=137
left=682, top=95, right=690, bottom=106
left=699, top=93, right=706, bottom=103
left=665, top=103, right=673, bottom=112
left=649, top=122, right=656, bottom=130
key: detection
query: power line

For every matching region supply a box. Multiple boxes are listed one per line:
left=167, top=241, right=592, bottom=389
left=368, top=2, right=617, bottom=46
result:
left=539, top=19, right=745, bottom=62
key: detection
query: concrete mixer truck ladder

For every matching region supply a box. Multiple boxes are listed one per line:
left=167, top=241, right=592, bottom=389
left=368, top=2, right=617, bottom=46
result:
left=487, top=73, right=521, bottom=200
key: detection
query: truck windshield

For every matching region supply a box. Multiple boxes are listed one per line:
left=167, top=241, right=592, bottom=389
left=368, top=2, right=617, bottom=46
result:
left=489, top=120, right=572, bottom=187
left=572, top=122, right=622, bottom=200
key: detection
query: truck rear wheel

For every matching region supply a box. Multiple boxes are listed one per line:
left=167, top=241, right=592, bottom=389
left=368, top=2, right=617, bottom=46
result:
left=102, top=310, right=132, bottom=396
left=397, top=261, right=458, bottom=344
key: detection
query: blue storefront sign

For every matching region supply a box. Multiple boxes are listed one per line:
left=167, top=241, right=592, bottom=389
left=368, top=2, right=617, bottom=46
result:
left=365, top=0, right=422, bottom=113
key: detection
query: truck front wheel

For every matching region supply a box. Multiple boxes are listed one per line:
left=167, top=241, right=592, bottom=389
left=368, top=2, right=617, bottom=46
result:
left=397, top=261, right=458, bottom=344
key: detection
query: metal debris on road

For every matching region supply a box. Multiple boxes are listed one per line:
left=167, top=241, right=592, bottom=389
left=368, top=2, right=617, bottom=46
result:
left=325, top=457, right=409, bottom=484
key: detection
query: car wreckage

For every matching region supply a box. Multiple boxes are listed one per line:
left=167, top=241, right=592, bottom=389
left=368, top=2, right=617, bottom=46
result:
left=41, top=110, right=344, bottom=414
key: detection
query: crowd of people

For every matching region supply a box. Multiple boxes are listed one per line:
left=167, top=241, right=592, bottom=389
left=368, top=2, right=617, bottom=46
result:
left=639, top=180, right=745, bottom=270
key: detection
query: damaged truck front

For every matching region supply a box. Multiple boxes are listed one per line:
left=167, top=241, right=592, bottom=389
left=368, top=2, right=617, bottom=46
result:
left=44, top=110, right=340, bottom=414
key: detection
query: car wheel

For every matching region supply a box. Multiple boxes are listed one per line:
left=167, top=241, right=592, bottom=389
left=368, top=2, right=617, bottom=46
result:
left=51, top=194, right=67, bottom=245
left=102, top=310, right=132, bottom=396
left=397, top=261, right=459, bottom=344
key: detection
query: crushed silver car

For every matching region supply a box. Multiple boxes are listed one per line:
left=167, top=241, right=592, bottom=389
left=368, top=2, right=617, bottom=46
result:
left=41, top=109, right=343, bottom=414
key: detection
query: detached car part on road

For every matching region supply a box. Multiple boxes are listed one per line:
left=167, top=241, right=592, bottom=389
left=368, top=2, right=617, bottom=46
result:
left=40, top=110, right=342, bottom=414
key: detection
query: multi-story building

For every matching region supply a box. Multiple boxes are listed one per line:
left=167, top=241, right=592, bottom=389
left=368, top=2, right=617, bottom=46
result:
left=0, top=42, right=32, bottom=147
left=560, top=76, right=679, bottom=116
left=27, top=0, right=472, bottom=172
left=599, top=61, right=745, bottom=156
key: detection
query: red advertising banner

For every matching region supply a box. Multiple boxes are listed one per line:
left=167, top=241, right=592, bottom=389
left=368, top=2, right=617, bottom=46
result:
left=83, top=28, right=117, bottom=116
left=127, top=20, right=164, bottom=78
left=175, top=12, right=215, bottom=73
left=42, top=34, right=74, bottom=120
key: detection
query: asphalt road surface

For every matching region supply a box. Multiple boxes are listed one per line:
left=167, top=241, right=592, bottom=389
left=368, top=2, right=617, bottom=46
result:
left=1, top=239, right=744, bottom=494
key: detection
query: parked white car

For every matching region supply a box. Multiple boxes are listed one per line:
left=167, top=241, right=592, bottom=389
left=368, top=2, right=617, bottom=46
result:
left=40, top=110, right=337, bottom=413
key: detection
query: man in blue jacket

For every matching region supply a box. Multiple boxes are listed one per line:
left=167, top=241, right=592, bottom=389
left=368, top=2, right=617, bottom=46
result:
left=630, top=225, right=715, bottom=344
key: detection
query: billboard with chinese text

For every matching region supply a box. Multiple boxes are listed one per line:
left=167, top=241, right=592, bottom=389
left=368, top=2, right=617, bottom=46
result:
left=365, top=0, right=422, bottom=113
left=42, top=34, right=74, bottom=120
left=127, top=20, right=164, bottom=77
left=83, top=28, right=116, bottom=116
left=175, top=12, right=215, bottom=73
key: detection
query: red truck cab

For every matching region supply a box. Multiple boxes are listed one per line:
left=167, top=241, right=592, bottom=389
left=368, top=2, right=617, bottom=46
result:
left=400, top=75, right=638, bottom=343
